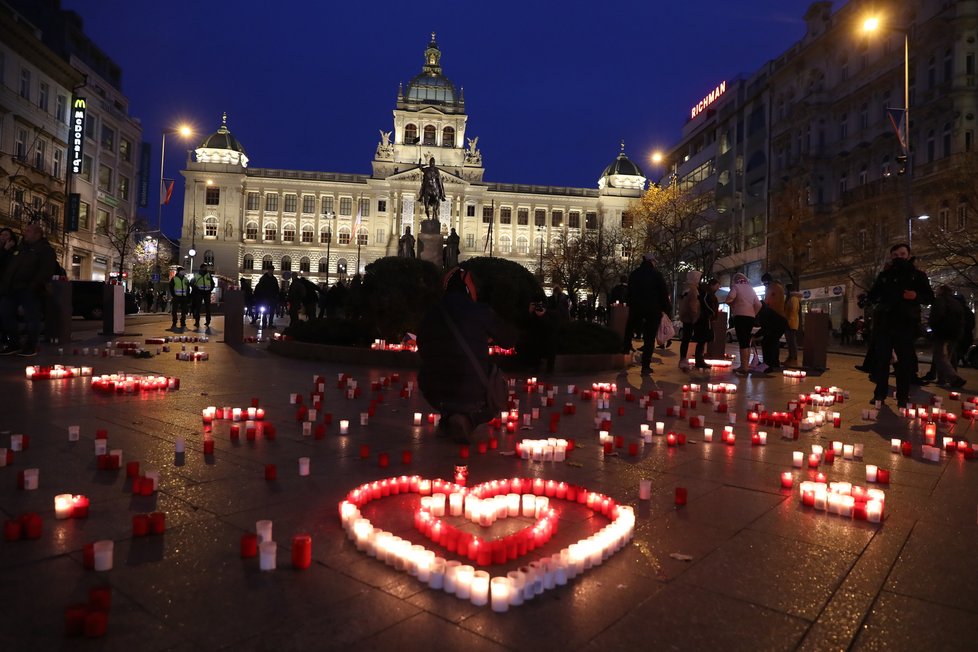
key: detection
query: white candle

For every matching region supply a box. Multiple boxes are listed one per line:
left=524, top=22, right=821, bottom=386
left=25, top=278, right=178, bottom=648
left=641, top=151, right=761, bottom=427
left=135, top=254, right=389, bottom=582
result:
left=507, top=570, right=526, bottom=605
left=521, top=494, right=535, bottom=518
left=639, top=479, right=651, bottom=500
left=174, top=437, right=185, bottom=454
left=54, top=494, right=73, bottom=519
left=339, top=420, right=349, bottom=435
left=655, top=422, right=665, bottom=435
left=298, top=457, right=310, bottom=476
left=443, top=560, right=462, bottom=594
left=792, top=451, right=804, bottom=467
left=360, top=412, right=369, bottom=426
left=256, top=519, right=273, bottom=544
left=144, top=470, right=160, bottom=491
left=428, top=558, right=446, bottom=589
left=23, top=468, right=38, bottom=490
left=431, top=493, right=446, bottom=517
left=413, top=412, right=422, bottom=426
left=94, top=439, right=107, bottom=455
left=93, top=540, right=114, bottom=571
left=470, top=570, right=490, bottom=606
left=866, top=500, right=883, bottom=523
left=67, top=425, right=80, bottom=441
left=0, top=448, right=7, bottom=467
left=232, top=408, right=242, bottom=422
left=490, top=576, right=511, bottom=612
left=890, top=438, right=901, bottom=453
left=449, top=492, right=464, bottom=516
left=843, top=444, right=854, bottom=459
left=866, top=464, right=878, bottom=482
left=758, top=431, right=767, bottom=445
left=259, top=541, right=277, bottom=571
left=703, top=428, right=713, bottom=442
left=853, top=443, right=864, bottom=459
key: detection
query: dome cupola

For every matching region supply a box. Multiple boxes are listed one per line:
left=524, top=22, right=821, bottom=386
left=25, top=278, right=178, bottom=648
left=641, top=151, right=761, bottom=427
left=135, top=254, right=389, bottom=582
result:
left=195, top=113, right=249, bottom=167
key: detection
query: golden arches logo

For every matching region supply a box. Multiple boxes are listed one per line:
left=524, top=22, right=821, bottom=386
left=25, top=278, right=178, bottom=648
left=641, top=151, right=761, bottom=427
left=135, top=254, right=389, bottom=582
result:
left=73, top=98, right=87, bottom=109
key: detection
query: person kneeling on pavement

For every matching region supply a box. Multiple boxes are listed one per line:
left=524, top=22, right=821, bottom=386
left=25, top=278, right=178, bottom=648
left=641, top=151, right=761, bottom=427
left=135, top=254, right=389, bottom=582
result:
left=417, top=266, right=517, bottom=443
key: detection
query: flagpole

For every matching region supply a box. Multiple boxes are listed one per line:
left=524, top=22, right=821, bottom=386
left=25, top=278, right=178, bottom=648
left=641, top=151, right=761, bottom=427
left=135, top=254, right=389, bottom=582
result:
left=155, top=130, right=167, bottom=285
left=355, top=193, right=363, bottom=275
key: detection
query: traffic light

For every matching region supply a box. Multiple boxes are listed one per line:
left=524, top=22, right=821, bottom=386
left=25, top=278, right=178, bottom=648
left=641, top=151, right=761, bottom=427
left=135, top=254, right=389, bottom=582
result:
left=896, top=154, right=908, bottom=175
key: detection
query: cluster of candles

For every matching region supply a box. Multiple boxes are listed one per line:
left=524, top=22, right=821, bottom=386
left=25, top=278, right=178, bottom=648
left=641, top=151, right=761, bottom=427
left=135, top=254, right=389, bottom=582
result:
left=782, top=369, right=807, bottom=380
left=370, top=339, right=418, bottom=352
left=899, top=403, right=961, bottom=425
left=338, top=476, right=634, bottom=611
left=83, top=540, right=115, bottom=571
left=54, top=494, right=90, bottom=519
left=175, top=350, right=209, bottom=361
left=201, top=405, right=265, bottom=423
left=796, top=481, right=885, bottom=522
left=415, top=492, right=558, bottom=561
left=516, top=438, right=570, bottom=462
left=25, top=365, right=93, bottom=380
left=90, top=374, right=179, bottom=393
left=131, top=512, right=166, bottom=536
left=239, top=520, right=313, bottom=571
left=4, top=513, right=43, bottom=540
left=702, top=425, right=740, bottom=445
left=488, top=345, right=516, bottom=356
left=681, top=358, right=733, bottom=369
left=63, top=585, right=112, bottom=638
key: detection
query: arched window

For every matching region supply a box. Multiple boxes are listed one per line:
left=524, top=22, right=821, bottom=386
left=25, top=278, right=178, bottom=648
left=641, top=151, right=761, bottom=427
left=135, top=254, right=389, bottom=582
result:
left=318, top=257, right=329, bottom=274
left=243, top=254, right=254, bottom=270
left=245, top=221, right=258, bottom=240
left=516, top=235, right=529, bottom=254
left=282, top=223, right=296, bottom=242
left=405, top=124, right=418, bottom=144
left=442, top=126, right=455, bottom=147
left=338, top=226, right=351, bottom=245
left=263, top=222, right=276, bottom=241
left=299, top=256, right=310, bottom=273
left=301, top=224, right=314, bottom=243
left=357, top=227, right=368, bottom=246
left=336, top=258, right=348, bottom=276
left=203, top=250, right=215, bottom=265
left=423, top=125, right=436, bottom=145
left=281, top=255, right=292, bottom=272
left=261, top=255, right=273, bottom=270
left=499, top=235, right=512, bottom=254
left=203, top=216, right=218, bottom=238
left=320, top=226, right=332, bottom=244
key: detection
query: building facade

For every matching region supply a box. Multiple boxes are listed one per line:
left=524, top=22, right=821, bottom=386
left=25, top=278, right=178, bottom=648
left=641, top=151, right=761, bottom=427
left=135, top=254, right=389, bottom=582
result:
left=0, top=0, right=145, bottom=282
left=658, top=0, right=976, bottom=320
left=179, top=35, right=646, bottom=288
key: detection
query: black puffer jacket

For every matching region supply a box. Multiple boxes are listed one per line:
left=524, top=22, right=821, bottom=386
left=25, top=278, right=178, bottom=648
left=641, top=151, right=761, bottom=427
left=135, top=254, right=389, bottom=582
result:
left=866, top=258, right=933, bottom=333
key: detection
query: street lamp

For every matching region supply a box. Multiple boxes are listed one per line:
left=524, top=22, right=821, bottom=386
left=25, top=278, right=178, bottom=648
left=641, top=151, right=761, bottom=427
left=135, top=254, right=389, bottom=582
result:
left=863, top=15, right=912, bottom=240
left=324, top=211, right=333, bottom=284
left=156, top=125, right=193, bottom=284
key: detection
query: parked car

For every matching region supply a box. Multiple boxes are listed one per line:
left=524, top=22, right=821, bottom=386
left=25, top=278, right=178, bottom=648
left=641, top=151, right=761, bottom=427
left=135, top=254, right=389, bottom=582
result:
left=71, top=281, right=139, bottom=320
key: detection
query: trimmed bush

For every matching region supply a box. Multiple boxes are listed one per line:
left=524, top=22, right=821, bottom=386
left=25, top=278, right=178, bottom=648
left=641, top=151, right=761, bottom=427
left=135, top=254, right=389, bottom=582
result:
left=359, top=257, right=443, bottom=341
left=461, top=256, right=543, bottom=331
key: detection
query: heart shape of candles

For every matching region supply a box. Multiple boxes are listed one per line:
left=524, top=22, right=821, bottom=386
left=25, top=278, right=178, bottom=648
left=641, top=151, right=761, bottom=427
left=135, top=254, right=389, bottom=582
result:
left=339, top=475, right=635, bottom=610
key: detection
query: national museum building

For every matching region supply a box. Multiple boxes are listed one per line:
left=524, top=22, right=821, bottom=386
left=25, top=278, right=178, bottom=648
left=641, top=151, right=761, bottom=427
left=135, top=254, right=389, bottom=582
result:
left=179, top=35, right=645, bottom=286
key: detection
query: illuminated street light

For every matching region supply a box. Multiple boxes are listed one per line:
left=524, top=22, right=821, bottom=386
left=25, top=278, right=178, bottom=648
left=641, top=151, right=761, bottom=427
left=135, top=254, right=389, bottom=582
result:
left=156, top=124, right=194, bottom=285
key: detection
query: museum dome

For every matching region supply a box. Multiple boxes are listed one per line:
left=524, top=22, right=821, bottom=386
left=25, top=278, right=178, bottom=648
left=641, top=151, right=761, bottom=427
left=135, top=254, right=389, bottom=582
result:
left=601, top=150, right=645, bottom=179
left=404, top=33, right=460, bottom=106
left=598, top=143, right=646, bottom=191
left=199, top=113, right=247, bottom=154
left=195, top=113, right=249, bottom=167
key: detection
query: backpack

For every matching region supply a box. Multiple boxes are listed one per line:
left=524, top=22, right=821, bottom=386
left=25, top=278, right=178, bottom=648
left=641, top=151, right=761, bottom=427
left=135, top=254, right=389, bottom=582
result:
left=677, top=289, right=700, bottom=324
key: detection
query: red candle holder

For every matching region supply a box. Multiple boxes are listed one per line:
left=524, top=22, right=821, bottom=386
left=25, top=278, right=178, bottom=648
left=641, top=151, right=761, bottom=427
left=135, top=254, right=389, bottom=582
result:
left=459, top=445, right=470, bottom=459
left=88, top=586, right=112, bottom=611
left=401, top=450, right=412, bottom=465
left=359, top=444, right=370, bottom=460
left=240, top=532, right=258, bottom=558
left=132, top=514, right=149, bottom=537
left=149, top=512, right=166, bottom=534
left=675, top=487, right=688, bottom=506
left=264, top=464, right=277, bottom=481
left=203, top=440, right=215, bottom=455
left=378, top=452, right=390, bottom=468
left=64, top=604, right=88, bottom=637
left=291, top=534, right=312, bottom=569
left=83, top=610, right=108, bottom=638
left=4, top=519, right=23, bottom=541
left=125, top=461, right=140, bottom=478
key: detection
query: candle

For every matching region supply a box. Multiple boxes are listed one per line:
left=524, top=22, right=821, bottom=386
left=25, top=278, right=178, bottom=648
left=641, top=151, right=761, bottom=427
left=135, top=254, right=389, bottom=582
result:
left=339, top=420, right=350, bottom=435
left=490, top=576, right=512, bottom=612
left=292, top=534, right=312, bottom=569
left=54, top=494, right=73, bottom=519
left=675, top=487, right=688, bottom=506
left=298, top=457, right=310, bottom=476
left=68, top=425, right=80, bottom=441
left=259, top=541, right=277, bottom=571
left=703, top=427, right=713, bottom=442
left=256, top=519, right=273, bottom=544
left=843, top=444, right=854, bottom=460
left=792, top=451, right=804, bottom=467
left=866, top=499, right=883, bottom=523
left=455, top=565, right=475, bottom=599
left=93, top=540, right=113, bottom=571
left=639, top=479, right=651, bottom=500
left=655, top=422, right=665, bottom=435
left=780, top=472, right=793, bottom=489
left=470, top=570, right=490, bottom=606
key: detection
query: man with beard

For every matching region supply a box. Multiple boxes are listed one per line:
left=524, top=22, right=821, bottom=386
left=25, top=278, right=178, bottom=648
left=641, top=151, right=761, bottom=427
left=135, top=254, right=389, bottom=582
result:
left=865, top=243, right=934, bottom=407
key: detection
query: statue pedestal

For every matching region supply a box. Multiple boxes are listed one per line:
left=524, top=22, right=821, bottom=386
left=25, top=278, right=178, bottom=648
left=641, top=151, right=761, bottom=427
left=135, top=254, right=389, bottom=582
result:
left=418, top=232, right=445, bottom=268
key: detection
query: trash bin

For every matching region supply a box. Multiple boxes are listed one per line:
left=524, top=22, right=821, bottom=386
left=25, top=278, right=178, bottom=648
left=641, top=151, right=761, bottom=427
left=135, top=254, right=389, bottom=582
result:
left=223, top=290, right=244, bottom=346
left=803, top=312, right=829, bottom=370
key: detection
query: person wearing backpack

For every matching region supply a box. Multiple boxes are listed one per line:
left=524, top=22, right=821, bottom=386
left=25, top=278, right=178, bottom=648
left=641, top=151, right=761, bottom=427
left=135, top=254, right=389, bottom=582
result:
left=677, top=270, right=702, bottom=370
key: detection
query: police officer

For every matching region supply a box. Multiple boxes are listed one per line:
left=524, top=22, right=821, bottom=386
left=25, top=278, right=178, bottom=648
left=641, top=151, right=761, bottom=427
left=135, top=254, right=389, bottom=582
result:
left=169, top=266, right=192, bottom=329
left=191, top=263, right=215, bottom=328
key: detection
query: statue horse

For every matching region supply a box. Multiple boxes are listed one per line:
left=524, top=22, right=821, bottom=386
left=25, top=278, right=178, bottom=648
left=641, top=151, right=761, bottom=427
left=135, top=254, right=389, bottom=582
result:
left=418, top=157, right=445, bottom=221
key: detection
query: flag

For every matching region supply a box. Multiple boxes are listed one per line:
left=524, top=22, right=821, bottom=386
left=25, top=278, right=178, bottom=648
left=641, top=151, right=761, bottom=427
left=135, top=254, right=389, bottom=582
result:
left=354, top=205, right=362, bottom=234
left=162, top=179, right=175, bottom=205
left=484, top=200, right=494, bottom=253
left=887, top=108, right=908, bottom=152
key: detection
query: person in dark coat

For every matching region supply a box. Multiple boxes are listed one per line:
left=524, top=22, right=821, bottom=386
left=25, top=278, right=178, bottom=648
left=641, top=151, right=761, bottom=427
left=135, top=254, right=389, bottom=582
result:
left=691, top=277, right=720, bottom=370
left=0, top=223, right=57, bottom=356
left=625, top=253, right=673, bottom=375
left=924, top=284, right=966, bottom=388
left=865, top=243, right=934, bottom=406
left=955, top=295, right=975, bottom=368
left=417, top=266, right=517, bottom=442
left=253, top=268, right=279, bottom=328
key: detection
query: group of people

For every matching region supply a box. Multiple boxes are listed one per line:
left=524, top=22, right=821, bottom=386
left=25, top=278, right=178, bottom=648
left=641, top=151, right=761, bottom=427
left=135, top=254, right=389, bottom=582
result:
left=241, top=267, right=357, bottom=329
left=167, top=263, right=216, bottom=330
left=0, top=223, right=58, bottom=357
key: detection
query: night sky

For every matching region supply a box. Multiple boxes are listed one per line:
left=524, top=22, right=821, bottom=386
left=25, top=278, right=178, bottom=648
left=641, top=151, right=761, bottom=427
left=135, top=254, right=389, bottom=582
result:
left=61, top=0, right=823, bottom=238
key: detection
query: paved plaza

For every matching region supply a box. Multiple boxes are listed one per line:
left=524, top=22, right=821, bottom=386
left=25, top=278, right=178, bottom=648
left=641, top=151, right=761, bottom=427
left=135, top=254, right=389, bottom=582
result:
left=1, top=313, right=976, bottom=651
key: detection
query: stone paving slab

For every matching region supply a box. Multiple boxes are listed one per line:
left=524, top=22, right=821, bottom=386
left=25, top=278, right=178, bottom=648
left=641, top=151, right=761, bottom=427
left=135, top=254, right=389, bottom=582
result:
left=0, top=314, right=976, bottom=650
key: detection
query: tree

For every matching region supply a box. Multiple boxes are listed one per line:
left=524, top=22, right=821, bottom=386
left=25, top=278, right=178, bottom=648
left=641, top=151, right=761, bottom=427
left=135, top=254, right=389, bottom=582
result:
left=101, top=215, right=145, bottom=282
left=917, top=152, right=978, bottom=291
left=131, top=233, right=174, bottom=287
left=542, top=231, right=591, bottom=299
left=767, top=178, right=817, bottom=286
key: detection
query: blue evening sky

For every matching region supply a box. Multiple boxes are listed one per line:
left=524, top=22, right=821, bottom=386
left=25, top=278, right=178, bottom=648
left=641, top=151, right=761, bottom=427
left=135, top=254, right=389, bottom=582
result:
left=62, top=0, right=824, bottom=237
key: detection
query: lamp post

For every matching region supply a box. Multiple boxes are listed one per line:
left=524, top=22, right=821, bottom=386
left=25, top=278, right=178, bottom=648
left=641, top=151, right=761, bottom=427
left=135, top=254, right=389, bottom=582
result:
left=325, top=211, right=333, bottom=284
left=156, top=125, right=193, bottom=284
left=863, top=16, right=912, bottom=241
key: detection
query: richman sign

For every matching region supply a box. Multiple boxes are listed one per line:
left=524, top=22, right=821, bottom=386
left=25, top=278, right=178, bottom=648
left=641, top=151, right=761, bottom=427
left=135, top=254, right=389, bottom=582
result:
left=690, top=81, right=726, bottom=120
left=70, top=97, right=87, bottom=175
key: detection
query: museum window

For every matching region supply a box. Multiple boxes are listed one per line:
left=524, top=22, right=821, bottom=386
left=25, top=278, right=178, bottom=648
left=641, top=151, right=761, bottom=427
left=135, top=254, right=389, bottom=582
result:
left=339, top=197, right=353, bottom=215
left=500, top=207, right=512, bottom=224
left=534, top=209, right=546, bottom=227
left=378, top=199, right=387, bottom=213
left=318, top=257, right=328, bottom=273
left=568, top=211, right=580, bottom=229
left=101, top=125, right=115, bottom=152
left=466, top=204, right=475, bottom=217
left=585, top=212, right=597, bottom=230
left=517, top=208, right=529, bottom=226
left=465, top=233, right=474, bottom=248
left=19, top=68, right=30, bottom=100
left=247, top=192, right=260, bottom=210
left=243, top=254, right=254, bottom=270
left=281, top=256, right=292, bottom=272
left=300, top=257, right=310, bottom=273
left=499, top=235, right=512, bottom=253
left=284, top=194, right=297, bottom=213
left=482, top=206, right=493, bottom=223
left=206, top=187, right=220, bottom=205
left=516, top=236, right=529, bottom=254
left=320, top=227, right=332, bottom=244
left=262, top=255, right=273, bottom=270
left=423, top=125, right=436, bottom=145
left=38, top=82, right=49, bottom=111
left=56, top=94, right=67, bottom=123
left=405, top=124, right=418, bottom=144
left=245, top=222, right=258, bottom=240
left=442, top=126, right=455, bottom=147
left=204, top=216, right=218, bottom=238
left=322, top=196, right=334, bottom=214
left=264, top=223, right=276, bottom=241
left=265, top=194, right=278, bottom=212
left=621, top=211, right=633, bottom=229
left=551, top=210, right=563, bottom=228
left=956, top=202, right=968, bottom=230
left=301, top=225, right=314, bottom=243
left=282, top=223, right=296, bottom=242
left=375, top=228, right=385, bottom=244
left=337, top=259, right=348, bottom=276
left=358, top=198, right=370, bottom=217
left=338, top=228, right=351, bottom=245
left=357, top=228, right=368, bottom=245
left=302, top=196, right=315, bottom=214
left=53, top=149, right=63, bottom=179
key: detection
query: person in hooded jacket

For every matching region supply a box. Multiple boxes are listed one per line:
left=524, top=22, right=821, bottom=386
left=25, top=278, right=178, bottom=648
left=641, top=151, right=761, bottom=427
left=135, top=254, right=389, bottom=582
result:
left=417, top=266, right=517, bottom=443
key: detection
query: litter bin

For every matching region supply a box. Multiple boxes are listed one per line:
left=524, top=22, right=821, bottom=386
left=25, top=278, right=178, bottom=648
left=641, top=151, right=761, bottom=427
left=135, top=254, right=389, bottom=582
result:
left=803, top=312, right=829, bottom=370
left=222, top=290, right=244, bottom=346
